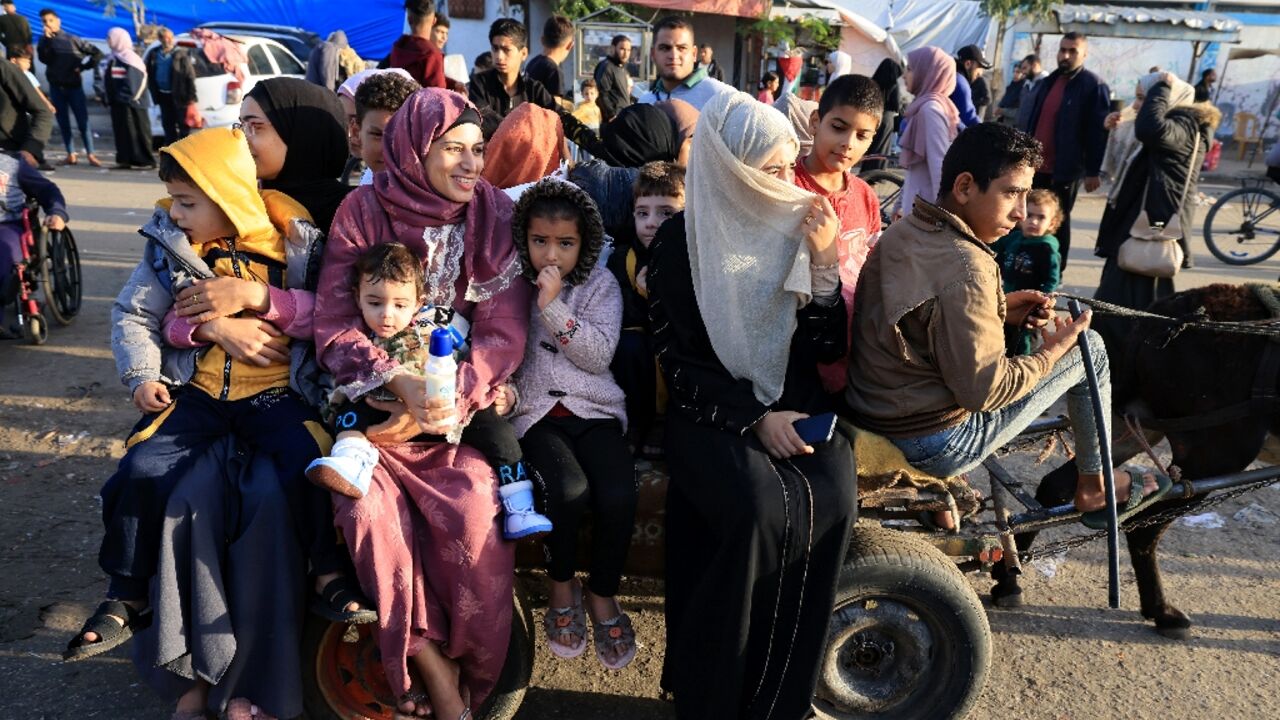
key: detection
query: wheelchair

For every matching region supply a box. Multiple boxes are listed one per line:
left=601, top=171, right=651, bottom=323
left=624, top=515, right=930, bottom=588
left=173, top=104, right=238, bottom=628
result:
left=5, top=197, right=82, bottom=344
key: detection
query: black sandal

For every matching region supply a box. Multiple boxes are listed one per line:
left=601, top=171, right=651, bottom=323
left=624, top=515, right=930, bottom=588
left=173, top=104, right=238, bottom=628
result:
left=63, top=600, right=151, bottom=662
left=311, top=576, right=378, bottom=624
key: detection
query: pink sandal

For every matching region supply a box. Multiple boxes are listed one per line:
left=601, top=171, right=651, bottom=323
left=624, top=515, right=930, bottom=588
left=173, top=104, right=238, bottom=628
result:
left=542, top=580, right=587, bottom=658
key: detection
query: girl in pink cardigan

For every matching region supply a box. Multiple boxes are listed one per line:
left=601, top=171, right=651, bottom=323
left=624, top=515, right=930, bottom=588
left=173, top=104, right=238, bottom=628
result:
left=501, top=179, right=639, bottom=671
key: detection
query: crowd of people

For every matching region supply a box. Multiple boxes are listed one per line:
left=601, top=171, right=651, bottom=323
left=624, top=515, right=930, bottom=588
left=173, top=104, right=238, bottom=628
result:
left=0, top=2, right=1250, bottom=720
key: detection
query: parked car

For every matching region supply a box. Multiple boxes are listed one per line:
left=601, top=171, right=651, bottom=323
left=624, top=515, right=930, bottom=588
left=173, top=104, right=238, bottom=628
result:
left=141, top=33, right=306, bottom=141
left=194, top=22, right=321, bottom=64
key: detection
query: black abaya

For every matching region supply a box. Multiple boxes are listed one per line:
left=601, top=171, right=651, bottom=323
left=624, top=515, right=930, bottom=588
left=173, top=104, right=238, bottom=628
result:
left=649, top=214, right=857, bottom=720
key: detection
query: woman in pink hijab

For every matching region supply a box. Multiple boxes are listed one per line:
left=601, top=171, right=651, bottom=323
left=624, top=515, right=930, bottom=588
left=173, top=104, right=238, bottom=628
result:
left=897, top=46, right=960, bottom=214
left=104, top=27, right=155, bottom=168
left=314, top=88, right=530, bottom=720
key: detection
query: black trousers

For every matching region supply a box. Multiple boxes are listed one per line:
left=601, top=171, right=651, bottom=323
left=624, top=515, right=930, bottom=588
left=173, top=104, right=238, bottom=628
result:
left=155, top=92, right=186, bottom=145
left=610, top=329, right=657, bottom=451
left=331, top=399, right=523, bottom=472
left=520, top=415, right=636, bottom=597
left=1033, top=173, right=1081, bottom=270
left=662, top=413, right=857, bottom=720
left=99, top=387, right=338, bottom=599
left=109, top=103, right=155, bottom=167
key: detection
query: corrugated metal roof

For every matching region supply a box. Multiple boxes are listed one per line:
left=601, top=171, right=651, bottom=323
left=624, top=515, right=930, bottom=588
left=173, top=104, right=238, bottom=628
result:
left=1054, top=4, right=1243, bottom=33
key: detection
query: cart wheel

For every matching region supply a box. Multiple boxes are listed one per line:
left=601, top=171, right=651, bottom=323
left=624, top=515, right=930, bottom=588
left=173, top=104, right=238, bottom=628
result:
left=858, top=169, right=904, bottom=228
left=23, top=313, right=47, bottom=345
left=39, top=228, right=82, bottom=325
left=302, top=577, right=535, bottom=720
left=814, top=525, right=991, bottom=720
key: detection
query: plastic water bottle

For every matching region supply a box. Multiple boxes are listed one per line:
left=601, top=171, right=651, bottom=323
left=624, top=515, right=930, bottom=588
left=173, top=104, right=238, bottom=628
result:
left=424, top=327, right=457, bottom=430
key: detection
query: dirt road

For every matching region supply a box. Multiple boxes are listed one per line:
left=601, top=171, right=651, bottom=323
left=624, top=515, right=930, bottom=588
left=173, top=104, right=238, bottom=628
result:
left=0, top=165, right=1277, bottom=719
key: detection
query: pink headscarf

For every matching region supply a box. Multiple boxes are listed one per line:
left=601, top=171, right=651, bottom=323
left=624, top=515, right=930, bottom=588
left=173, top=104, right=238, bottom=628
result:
left=900, top=46, right=959, bottom=166
left=107, top=27, right=146, bottom=74
left=374, top=87, right=519, bottom=302
left=189, top=28, right=248, bottom=82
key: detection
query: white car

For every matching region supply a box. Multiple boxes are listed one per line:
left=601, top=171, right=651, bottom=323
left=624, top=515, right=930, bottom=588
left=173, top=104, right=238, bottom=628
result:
left=142, top=33, right=306, bottom=140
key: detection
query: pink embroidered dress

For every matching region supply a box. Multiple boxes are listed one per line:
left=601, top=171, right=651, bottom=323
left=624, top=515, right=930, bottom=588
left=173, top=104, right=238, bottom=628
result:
left=313, top=88, right=531, bottom=707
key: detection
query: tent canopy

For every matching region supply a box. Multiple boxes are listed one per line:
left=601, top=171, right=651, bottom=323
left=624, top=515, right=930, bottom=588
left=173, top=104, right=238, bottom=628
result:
left=14, top=1, right=405, bottom=57
left=1028, top=4, right=1243, bottom=44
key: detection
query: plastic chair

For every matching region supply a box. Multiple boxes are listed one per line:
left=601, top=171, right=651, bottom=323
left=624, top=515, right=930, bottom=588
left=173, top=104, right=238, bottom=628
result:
left=1234, top=112, right=1263, bottom=160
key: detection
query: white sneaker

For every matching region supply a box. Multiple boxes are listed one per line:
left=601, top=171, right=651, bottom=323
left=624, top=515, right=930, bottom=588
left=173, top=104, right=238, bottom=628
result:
left=306, top=436, right=379, bottom=498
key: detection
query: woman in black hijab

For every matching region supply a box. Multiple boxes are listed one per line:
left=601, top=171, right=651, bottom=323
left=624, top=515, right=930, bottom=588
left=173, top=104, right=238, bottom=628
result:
left=240, top=77, right=352, bottom=233
left=863, top=58, right=904, bottom=171
left=600, top=104, right=678, bottom=167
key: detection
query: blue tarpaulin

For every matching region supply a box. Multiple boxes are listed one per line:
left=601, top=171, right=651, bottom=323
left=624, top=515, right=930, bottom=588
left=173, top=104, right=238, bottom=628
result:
left=13, top=1, right=406, bottom=58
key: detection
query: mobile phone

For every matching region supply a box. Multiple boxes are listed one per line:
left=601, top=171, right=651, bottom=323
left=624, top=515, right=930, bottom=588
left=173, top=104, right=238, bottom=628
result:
left=792, top=412, right=837, bottom=445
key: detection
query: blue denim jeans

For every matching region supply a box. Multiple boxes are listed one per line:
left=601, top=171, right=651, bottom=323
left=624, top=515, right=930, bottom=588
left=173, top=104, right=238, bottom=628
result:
left=49, top=84, right=94, bottom=155
left=891, top=330, right=1109, bottom=477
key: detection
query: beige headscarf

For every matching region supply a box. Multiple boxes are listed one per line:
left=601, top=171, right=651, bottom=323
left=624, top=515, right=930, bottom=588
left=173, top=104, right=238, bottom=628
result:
left=1109, top=73, right=1199, bottom=204
left=774, top=92, right=820, bottom=157
left=1139, top=71, right=1196, bottom=109
left=685, top=91, right=816, bottom=404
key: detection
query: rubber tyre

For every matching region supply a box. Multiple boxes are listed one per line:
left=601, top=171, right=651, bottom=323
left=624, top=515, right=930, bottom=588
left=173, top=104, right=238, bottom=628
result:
left=813, top=525, right=991, bottom=720
left=23, top=312, right=47, bottom=345
left=39, top=228, right=82, bottom=325
left=1202, top=186, right=1280, bottom=266
left=301, top=577, right=535, bottom=720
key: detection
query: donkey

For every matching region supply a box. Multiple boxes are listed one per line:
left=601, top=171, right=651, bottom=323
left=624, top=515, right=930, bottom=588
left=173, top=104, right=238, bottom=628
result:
left=990, top=283, right=1279, bottom=638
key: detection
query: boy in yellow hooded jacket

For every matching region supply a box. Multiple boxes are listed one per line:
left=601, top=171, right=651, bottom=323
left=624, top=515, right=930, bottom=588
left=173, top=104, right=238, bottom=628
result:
left=67, top=128, right=372, bottom=666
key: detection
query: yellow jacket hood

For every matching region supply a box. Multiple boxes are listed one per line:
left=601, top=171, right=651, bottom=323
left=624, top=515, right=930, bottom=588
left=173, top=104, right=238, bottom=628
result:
left=161, top=128, right=282, bottom=261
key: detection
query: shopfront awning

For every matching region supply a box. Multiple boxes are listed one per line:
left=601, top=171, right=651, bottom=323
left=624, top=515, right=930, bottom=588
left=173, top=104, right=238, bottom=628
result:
left=621, top=0, right=770, bottom=20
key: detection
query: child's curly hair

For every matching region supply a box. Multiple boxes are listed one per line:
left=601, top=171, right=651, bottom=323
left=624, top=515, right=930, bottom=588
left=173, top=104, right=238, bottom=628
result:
left=352, top=242, right=425, bottom=299
left=511, top=179, right=606, bottom=287
left=1026, top=188, right=1063, bottom=234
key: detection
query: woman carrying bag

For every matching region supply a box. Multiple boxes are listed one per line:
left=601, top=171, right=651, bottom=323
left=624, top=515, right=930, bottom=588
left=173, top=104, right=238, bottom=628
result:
left=1093, top=71, right=1219, bottom=345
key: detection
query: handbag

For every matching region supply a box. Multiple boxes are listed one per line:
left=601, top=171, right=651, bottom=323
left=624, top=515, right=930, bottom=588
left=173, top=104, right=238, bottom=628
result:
left=1117, top=130, right=1199, bottom=278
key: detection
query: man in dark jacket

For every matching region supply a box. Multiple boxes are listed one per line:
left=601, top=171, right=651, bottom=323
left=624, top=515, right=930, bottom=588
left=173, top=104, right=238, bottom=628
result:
left=696, top=44, right=724, bottom=82
left=469, top=18, right=578, bottom=140
left=593, top=34, right=631, bottom=123
left=36, top=8, right=100, bottom=165
left=145, top=27, right=195, bottom=144
left=0, top=53, right=50, bottom=165
left=1021, top=32, right=1110, bottom=270
left=0, top=1, right=32, bottom=57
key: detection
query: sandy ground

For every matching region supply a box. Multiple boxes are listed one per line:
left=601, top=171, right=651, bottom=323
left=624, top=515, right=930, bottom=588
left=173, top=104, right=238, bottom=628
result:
left=0, top=157, right=1277, bottom=720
